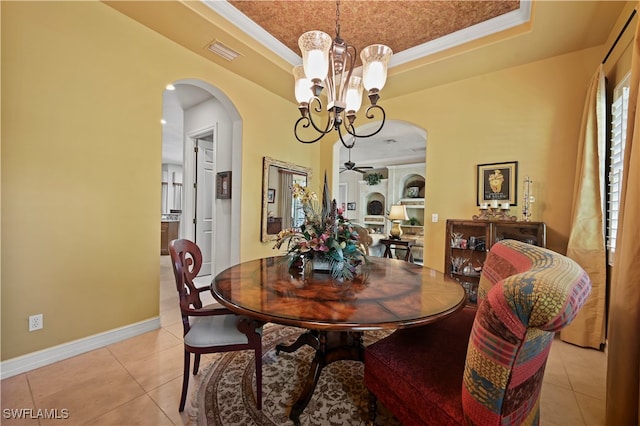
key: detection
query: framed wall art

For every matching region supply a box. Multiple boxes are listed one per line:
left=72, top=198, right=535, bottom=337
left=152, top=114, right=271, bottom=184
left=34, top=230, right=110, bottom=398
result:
left=347, top=202, right=356, bottom=211
left=216, top=171, right=232, bottom=199
left=267, top=188, right=276, bottom=203
left=477, top=161, right=517, bottom=206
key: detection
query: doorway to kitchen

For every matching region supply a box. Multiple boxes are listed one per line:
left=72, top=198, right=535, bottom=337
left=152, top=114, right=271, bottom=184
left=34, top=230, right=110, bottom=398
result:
left=160, top=79, right=243, bottom=317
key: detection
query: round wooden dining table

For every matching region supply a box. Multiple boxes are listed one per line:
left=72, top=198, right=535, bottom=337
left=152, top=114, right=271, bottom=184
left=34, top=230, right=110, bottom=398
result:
left=211, top=256, right=466, bottom=425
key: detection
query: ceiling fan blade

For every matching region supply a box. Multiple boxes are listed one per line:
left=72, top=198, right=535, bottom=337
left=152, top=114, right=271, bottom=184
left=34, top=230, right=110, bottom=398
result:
left=353, top=167, right=373, bottom=173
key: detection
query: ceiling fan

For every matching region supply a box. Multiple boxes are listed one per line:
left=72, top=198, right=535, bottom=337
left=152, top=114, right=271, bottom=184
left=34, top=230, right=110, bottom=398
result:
left=340, top=148, right=374, bottom=174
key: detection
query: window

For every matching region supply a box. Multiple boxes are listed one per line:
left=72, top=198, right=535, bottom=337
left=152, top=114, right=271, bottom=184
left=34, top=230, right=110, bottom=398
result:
left=173, top=182, right=182, bottom=211
left=291, top=174, right=307, bottom=229
left=607, top=73, right=630, bottom=263
left=161, top=181, right=168, bottom=214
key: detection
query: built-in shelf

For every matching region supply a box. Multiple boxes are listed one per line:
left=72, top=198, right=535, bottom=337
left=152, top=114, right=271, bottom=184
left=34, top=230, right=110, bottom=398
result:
left=399, top=198, right=424, bottom=208
left=364, top=215, right=386, bottom=224
left=354, top=165, right=427, bottom=236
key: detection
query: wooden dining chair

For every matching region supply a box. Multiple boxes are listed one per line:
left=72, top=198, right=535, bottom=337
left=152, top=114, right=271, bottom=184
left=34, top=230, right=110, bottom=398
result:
left=169, top=239, right=264, bottom=412
left=364, top=239, right=592, bottom=425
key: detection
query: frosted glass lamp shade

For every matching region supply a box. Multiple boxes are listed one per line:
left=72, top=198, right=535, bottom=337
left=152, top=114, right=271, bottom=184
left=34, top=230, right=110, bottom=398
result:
left=345, top=76, right=363, bottom=113
left=298, top=31, right=332, bottom=83
left=293, top=65, right=313, bottom=104
left=360, top=44, right=393, bottom=91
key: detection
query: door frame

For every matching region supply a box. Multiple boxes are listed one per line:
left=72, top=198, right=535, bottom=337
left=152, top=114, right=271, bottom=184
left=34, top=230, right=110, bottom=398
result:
left=183, top=126, right=216, bottom=274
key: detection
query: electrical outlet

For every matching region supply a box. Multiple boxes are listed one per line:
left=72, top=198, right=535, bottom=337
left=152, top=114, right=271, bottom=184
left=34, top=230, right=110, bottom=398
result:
left=431, top=213, right=439, bottom=223
left=29, top=314, right=43, bottom=332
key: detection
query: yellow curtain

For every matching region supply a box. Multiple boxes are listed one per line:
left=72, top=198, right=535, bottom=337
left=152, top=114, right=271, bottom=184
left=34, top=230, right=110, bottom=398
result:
left=606, top=5, right=640, bottom=424
left=560, top=65, right=607, bottom=349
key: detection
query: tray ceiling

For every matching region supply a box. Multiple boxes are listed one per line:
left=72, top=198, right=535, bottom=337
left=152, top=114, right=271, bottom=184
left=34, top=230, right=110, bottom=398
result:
left=107, top=1, right=628, bottom=103
left=226, top=0, right=520, bottom=65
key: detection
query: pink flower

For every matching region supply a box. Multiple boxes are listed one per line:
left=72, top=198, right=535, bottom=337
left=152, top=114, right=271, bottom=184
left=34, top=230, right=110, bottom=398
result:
left=308, top=237, right=330, bottom=252
left=296, top=241, right=311, bottom=253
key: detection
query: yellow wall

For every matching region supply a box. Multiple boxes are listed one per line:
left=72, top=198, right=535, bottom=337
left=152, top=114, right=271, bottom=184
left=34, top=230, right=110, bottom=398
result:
left=391, top=47, right=602, bottom=271
left=0, top=1, right=317, bottom=360
left=319, top=46, right=603, bottom=272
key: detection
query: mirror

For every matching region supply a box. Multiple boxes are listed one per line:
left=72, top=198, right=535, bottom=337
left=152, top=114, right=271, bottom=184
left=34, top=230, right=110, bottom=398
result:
left=261, top=157, right=312, bottom=242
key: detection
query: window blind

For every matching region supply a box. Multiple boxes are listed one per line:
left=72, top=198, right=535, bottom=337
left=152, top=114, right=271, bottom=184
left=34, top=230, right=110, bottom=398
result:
left=607, top=74, right=630, bottom=263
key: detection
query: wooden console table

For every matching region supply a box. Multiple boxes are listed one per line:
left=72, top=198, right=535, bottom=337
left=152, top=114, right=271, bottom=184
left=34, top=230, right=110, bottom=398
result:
left=380, top=238, right=415, bottom=263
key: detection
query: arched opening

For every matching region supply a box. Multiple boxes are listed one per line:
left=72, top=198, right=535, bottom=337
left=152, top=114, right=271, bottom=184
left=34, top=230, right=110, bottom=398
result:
left=333, top=120, right=427, bottom=261
left=160, top=79, right=243, bottom=282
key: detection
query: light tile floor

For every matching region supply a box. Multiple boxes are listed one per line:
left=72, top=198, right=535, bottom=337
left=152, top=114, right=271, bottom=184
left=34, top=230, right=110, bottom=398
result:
left=1, top=256, right=607, bottom=425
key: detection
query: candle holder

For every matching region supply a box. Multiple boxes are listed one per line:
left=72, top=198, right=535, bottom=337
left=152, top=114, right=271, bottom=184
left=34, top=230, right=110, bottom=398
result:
left=497, top=206, right=517, bottom=221
left=522, top=176, right=535, bottom=222
left=472, top=206, right=491, bottom=221
left=473, top=206, right=517, bottom=221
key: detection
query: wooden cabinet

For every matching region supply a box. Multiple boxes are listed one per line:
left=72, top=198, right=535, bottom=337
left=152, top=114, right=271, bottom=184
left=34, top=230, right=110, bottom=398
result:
left=267, top=217, right=282, bottom=234
left=444, top=219, right=546, bottom=303
left=161, top=221, right=179, bottom=255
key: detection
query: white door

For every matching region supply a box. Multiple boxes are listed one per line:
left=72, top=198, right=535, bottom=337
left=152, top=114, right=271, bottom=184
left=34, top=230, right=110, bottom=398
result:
left=195, top=139, right=215, bottom=276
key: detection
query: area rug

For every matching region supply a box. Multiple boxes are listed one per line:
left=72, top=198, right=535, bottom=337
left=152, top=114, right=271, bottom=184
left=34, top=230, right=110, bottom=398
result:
left=191, top=323, right=401, bottom=426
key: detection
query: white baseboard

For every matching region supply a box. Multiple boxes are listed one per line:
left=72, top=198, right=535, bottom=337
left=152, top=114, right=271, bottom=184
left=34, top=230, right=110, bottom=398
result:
left=0, top=317, right=161, bottom=380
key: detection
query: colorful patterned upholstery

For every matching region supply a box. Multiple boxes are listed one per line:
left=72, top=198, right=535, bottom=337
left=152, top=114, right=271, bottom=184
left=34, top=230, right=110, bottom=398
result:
left=364, top=239, right=591, bottom=425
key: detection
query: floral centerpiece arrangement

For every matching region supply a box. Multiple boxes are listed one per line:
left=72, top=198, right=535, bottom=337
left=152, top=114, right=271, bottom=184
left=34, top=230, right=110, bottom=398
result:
left=274, top=183, right=367, bottom=280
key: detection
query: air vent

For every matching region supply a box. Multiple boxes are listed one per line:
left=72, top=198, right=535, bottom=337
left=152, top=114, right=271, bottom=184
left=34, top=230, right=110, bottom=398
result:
left=207, top=41, right=241, bottom=62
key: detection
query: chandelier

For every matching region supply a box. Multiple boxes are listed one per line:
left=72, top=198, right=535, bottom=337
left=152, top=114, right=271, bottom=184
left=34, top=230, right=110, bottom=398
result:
left=293, top=0, right=393, bottom=149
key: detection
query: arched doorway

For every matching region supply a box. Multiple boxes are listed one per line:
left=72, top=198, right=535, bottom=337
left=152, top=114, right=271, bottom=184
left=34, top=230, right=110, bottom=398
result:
left=161, top=79, right=243, bottom=274
left=332, top=120, right=427, bottom=261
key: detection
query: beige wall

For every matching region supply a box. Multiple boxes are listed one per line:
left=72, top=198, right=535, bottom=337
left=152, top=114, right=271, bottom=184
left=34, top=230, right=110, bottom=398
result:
left=0, top=1, right=317, bottom=360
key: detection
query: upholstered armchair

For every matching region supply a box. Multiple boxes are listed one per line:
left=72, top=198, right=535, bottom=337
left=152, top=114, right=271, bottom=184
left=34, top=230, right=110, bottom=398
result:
left=352, top=224, right=373, bottom=255
left=364, top=239, right=591, bottom=425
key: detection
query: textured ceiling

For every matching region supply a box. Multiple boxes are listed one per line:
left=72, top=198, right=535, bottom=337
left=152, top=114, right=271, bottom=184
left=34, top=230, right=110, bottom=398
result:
left=107, top=1, right=628, bottom=104
left=229, top=0, right=519, bottom=62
